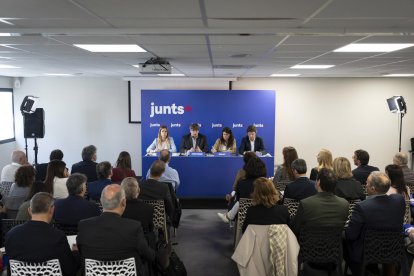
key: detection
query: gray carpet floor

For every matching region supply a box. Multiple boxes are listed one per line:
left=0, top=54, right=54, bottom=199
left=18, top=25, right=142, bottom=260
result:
left=173, top=209, right=239, bottom=276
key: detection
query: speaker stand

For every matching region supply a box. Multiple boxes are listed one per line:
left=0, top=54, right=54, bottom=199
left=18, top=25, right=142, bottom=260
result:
left=24, top=137, right=29, bottom=160
left=33, top=138, right=39, bottom=166
left=398, top=112, right=404, bottom=152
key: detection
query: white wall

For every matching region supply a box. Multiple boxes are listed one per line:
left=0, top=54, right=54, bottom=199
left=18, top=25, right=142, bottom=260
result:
left=0, top=76, right=15, bottom=170
left=2, top=76, right=413, bottom=177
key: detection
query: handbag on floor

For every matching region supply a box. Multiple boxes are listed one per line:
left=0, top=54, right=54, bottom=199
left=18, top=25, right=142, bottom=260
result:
left=157, top=241, right=187, bottom=276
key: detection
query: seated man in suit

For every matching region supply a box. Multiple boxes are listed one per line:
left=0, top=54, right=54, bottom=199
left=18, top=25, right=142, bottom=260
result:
left=35, top=149, right=64, bottom=182
left=179, top=123, right=208, bottom=154
left=139, top=160, right=174, bottom=221
left=77, top=184, right=155, bottom=275
left=87, top=161, right=113, bottom=201
left=352, top=149, right=379, bottom=185
left=5, top=192, right=79, bottom=276
left=238, top=125, right=266, bottom=155
left=292, top=168, right=349, bottom=236
left=345, top=171, right=405, bottom=276
left=146, top=149, right=180, bottom=190
left=53, top=173, right=101, bottom=225
left=283, top=159, right=317, bottom=201
left=71, top=145, right=98, bottom=182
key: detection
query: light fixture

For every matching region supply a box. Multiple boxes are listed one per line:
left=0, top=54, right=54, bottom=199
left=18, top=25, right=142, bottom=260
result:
left=0, top=18, right=15, bottom=25
left=383, top=74, right=414, bottom=77
left=73, top=44, right=146, bottom=52
left=270, top=74, right=300, bottom=77
left=0, top=64, right=20, bottom=69
left=291, top=65, right=334, bottom=69
left=334, top=43, right=414, bottom=53
left=44, top=73, right=73, bottom=76
left=0, top=33, right=11, bottom=36
left=157, top=74, right=185, bottom=76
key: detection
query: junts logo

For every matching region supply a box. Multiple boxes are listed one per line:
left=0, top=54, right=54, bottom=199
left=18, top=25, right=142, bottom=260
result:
left=150, top=102, right=191, bottom=118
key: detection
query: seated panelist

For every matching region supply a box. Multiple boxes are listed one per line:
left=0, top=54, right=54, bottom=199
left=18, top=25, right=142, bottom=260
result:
left=238, top=125, right=266, bottom=155
left=180, top=123, right=208, bottom=154
left=211, top=127, right=236, bottom=154
left=146, top=125, right=177, bottom=153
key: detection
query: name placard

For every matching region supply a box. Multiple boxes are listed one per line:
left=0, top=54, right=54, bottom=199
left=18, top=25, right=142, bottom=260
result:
left=189, top=152, right=204, bottom=157
left=214, top=152, right=231, bottom=157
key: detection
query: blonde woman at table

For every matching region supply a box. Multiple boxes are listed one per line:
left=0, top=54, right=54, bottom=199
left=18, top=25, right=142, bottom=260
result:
left=211, top=127, right=237, bottom=154
left=146, top=125, right=177, bottom=153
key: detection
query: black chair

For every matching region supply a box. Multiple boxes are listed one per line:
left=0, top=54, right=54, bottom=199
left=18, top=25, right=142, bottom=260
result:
left=234, top=198, right=253, bottom=248
left=275, top=180, right=291, bottom=192
left=52, top=223, right=78, bottom=236
left=282, top=198, right=300, bottom=218
left=298, top=227, right=344, bottom=276
left=347, top=199, right=361, bottom=221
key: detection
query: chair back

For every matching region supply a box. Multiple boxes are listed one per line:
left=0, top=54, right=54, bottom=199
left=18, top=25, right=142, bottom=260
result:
left=9, top=259, right=62, bottom=276
left=234, top=198, right=253, bottom=247
left=85, top=257, right=136, bottom=276
left=347, top=199, right=361, bottom=220
left=52, top=222, right=78, bottom=236
left=404, top=200, right=411, bottom=224
left=143, top=199, right=168, bottom=242
left=282, top=198, right=300, bottom=218
left=275, top=181, right=291, bottom=192
left=0, top=181, right=14, bottom=199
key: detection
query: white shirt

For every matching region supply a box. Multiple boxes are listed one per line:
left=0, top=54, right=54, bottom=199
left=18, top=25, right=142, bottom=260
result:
left=1, top=162, right=21, bottom=182
left=53, top=176, right=69, bottom=199
left=250, top=140, right=255, bottom=152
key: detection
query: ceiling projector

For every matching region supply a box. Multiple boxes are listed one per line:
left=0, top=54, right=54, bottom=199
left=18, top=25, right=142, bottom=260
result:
left=139, top=57, right=171, bottom=74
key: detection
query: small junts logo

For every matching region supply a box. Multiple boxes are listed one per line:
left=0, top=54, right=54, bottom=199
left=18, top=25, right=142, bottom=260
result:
left=150, top=102, right=188, bottom=118
left=212, top=123, right=222, bottom=128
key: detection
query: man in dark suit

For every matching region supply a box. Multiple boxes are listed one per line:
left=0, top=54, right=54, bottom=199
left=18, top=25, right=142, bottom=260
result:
left=87, top=161, right=113, bottom=201
left=238, top=125, right=266, bottom=155
left=5, top=192, right=79, bottom=276
left=77, top=184, right=155, bottom=275
left=54, top=173, right=101, bottom=225
left=71, top=145, right=98, bottom=182
left=283, top=159, right=317, bottom=201
left=35, top=149, right=64, bottom=182
left=140, top=160, right=174, bottom=220
left=352, top=149, right=379, bottom=184
left=292, top=168, right=349, bottom=236
left=345, top=171, right=405, bottom=276
left=179, top=123, right=208, bottom=153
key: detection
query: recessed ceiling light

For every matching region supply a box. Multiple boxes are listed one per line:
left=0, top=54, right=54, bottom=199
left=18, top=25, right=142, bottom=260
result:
left=0, top=33, right=11, bottom=36
left=334, top=43, right=414, bottom=52
left=0, top=64, right=20, bottom=69
left=44, top=73, right=73, bottom=76
left=291, top=65, right=334, bottom=69
left=0, top=19, right=14, bottom=26
left=73, top=44, right=146, bottom=53
left=383, top=73, right=414, bottom=77
left=270, top=74, right=300, bottom=77
left=132, top=65, right=140, bottom=68
left=157, top=74, right=185, bottom=77
left=0, top=56, right=11, bottom=59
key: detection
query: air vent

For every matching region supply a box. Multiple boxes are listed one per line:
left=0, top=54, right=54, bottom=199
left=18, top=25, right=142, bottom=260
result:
left=213, top=65, right=255, bottom=69
left=229, top=54, right=251, bottom=58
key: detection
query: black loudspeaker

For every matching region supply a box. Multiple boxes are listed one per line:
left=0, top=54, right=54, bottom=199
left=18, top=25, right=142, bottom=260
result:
left=411, top=137, right=414, bottom=152
left=24, top=108, right=45, bottom=138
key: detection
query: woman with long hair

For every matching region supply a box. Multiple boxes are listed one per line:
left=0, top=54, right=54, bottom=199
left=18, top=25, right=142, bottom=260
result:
left=146, top=125, right=177, bottom=153
left=211, top=127, right=237, bottom=154
left=16, top=180, right=47, bottom=220
left=273, top=146, right=298, bottom=184
left=385, top=164, right=410, bottom=199
left=242, top=177, right=289, bottom=233
left=333, top=157, right=365, bottom=200
left=111, top=151, right=136, bottom=183
left=44, top=160, right=69, bottom=199
left=310, top=149, right=333, bottom=181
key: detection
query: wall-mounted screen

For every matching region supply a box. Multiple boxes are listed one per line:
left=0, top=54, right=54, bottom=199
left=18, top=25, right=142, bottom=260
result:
left=0, top=88, right=15, bottom=143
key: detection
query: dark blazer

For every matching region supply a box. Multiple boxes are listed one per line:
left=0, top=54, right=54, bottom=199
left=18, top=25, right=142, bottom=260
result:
left=122, top=199, right=154, bottom=233
left=242, top=204, right=290, bottom=233
left=179, top=133, right=208, bottom=153
left=292, top=192, right=349, bottom=236
left=138, top=178, right=174, bottom=220
left=87, top=179, right=112, bottom=201
left=235, top=178, right=257, bottom=199
left=345, top=194, right=405, bottom=264
left=53, top=195, right=101, bottom=225
left=238, top=136, right=266, bottom=155
left=283, top=177, right=317, bottom=201
left=35, top=162, right=48, bottom=182
left=77, top=212, right=155, bottom=274
left=334, top=178, right=365, bottom=200
left=5, top=220, right=79, bottom=276
left=352, top=165, right=379, bottom=185
left=71, top=160, right=98, bottom=182
left=309, top=168, right=318, bottom=181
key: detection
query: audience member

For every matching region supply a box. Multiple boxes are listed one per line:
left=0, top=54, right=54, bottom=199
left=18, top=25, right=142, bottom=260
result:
left=242, top=177, right=289, bottom=233
left=121, top=177, right=154, bottom=233
left=180, top=123, right=208, bottom=153
left=146, top=149, right=180, bottom=190
left=71, top=145, right=98, bottom=182
left=393, top=152, right=414, bottom=190
left=385, top=164, right=410, bottom=199
left=273, top=146, right=298, bottom=185
left=54, top=173, right=101, bottom=225
left=5, top=192, right=79, bottom=276
left=1, top=150, right=27, bottom=183
left=44, top=160, right=69, bottom=199
left=87, top=161, right=113, bottom=201
left=292, top=168, right=349, bottom=235
left=238, top=125, right=266, bottom=155
left=211, top=127, right=237, bottom=154
left=35, top=149, right=64, bottom=182
left=283, top=159, right=317, bottom=201
left=333, top=157, right=365, bottom=200
left=4, top=165, right=35, bottom=219
left=146, top=125, right=177, bottom=153
left=345, top=172, right=405, bottom=276
left=352, top=149, right=379, bottom=185
left=111, top=151, right=136, bottom=183
left=77, top=184, right=155, bottom=275
left=16, top=181, right=47, bottom=221
left=309, top=149, right=333, bottom=181
left=226, top=152, right=257, bottom=202
left=139, top=160, right=174, bottom=220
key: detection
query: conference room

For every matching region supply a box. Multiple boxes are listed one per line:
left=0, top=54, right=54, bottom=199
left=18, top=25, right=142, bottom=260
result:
left=1, top=0, right=414, bottom=275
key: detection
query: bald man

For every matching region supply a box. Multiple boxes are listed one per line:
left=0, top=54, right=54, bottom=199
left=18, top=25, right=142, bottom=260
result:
left=77, top=184, right=155, bottom=275
left=1, top=150, right=28, bottom=182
